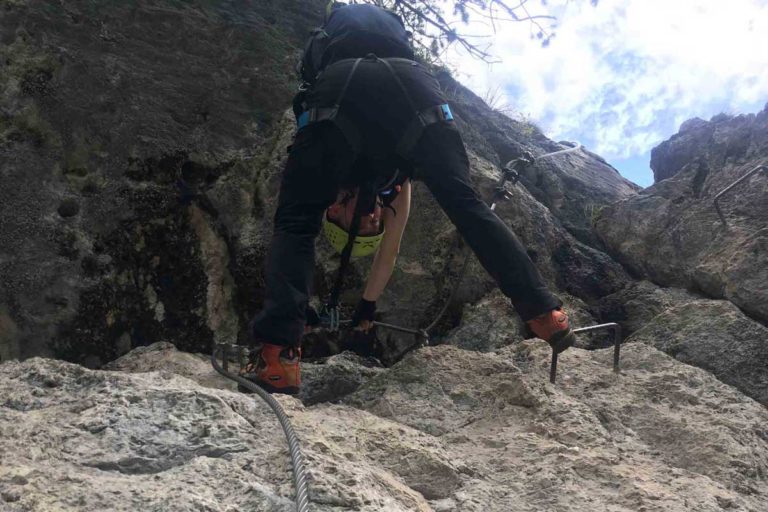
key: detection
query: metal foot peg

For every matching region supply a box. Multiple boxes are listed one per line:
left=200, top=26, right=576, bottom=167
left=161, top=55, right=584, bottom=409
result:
left=713, top=164, right=767, bottom=226
left=549, top=323, right=622, bottom=384
left=316, top=312, right=431, bottom=363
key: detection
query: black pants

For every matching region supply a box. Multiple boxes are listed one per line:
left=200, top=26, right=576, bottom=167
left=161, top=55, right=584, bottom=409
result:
left=251, top=58, right=560, bottom=347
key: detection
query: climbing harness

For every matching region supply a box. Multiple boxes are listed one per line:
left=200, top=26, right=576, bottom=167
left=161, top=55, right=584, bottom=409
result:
left=713, top=163, right=767, bottom=226
left=310, top=54, right=455, bottom=336
left=322, top=174, right=373, bottom=329
left=211, top=344, right=310, bottom=512
left=315, top=141, right=623, bottom=380
left=318, top=173, right=429, bottom=355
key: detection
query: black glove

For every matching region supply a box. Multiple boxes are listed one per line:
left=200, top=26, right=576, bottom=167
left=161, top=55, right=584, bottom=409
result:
left=345, top=300, right=378, bottom=358
left=351, top=299, right=376, bottom=329
left=343, top=329, right=376, bottom=358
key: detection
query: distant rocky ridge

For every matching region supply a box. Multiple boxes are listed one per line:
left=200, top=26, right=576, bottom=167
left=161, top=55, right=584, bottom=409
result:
left=651, top=109, right=767, bottom=183
left=595, top=106, right=768, bottom=322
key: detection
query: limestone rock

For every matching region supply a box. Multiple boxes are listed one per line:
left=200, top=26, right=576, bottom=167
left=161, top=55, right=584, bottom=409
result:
left=2, top=339, right=768, bottom=511
left=598, top=280, right=702, bottom=335
left=436, top=71, right=640, bottom=244
left=443, top=290, right=525, bottom=352
left=596, top=105, right=768, bottom=321
left=300, top=351, right=385, bottom=406
left=627, top=299, right=768, bottom=405
left=344, top=345, right=543, bottom=437
left=443, top=289, right=595, bottom=352
left=103, top=341, right=235, bottom=391
left=0, top=357, right=439, bottom=511
left=0, top=0, right=326, bottom=363
left=106, top=341, right=384, bottom=406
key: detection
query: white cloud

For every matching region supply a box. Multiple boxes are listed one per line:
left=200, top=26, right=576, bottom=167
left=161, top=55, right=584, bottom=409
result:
left=443, top=0, right=768, bottom=160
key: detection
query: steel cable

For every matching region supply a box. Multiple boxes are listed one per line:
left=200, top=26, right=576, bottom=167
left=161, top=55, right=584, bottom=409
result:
left=211, top=347, right=310, bottom=512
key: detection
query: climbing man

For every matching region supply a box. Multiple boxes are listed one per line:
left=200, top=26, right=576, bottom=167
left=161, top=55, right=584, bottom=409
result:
left=241, top=1, right=576, bottom=395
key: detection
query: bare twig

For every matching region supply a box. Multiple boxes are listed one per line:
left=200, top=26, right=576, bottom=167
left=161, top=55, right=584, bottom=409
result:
left=375, top=0, right=560, bottom=62
left=395, top=0, right=497, bottom=61
left=490, top=0, right=557, bottom=23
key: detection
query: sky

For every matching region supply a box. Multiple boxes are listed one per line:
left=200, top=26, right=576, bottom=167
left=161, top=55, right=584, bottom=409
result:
left=440, top=0, right=768, bottom=187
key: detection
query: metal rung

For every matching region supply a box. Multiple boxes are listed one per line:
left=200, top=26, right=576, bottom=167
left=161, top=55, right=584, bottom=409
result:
left=319, top=316, right=430, bottom=343
left=550, top=323, right=622, bottom=384
left=714, top=164, right=767, bottom=226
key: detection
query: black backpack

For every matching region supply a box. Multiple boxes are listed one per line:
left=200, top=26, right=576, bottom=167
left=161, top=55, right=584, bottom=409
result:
left=298, top=3, right=414, bottom=85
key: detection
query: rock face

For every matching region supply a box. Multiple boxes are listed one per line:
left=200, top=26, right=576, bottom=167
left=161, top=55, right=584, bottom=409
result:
left=2, top=342, right=768, bottom=511
left=626, top=299, right=768, bottom=405
left=437, top=72, right=640, bottom=245
left=0, top=0, right=640, bottom=365
left=596, top=106, right=768, bottom=322
left=597, top=280, right=702, bottom=336
left=651, top=108, right=767, bottom=184
left=0, top=0, right=325, bottom=363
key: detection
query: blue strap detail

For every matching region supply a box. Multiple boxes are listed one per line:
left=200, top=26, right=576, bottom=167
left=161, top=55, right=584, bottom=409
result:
left=297, top=111, right=310, bottom=129
left=441, top=103, right=453, bottom=121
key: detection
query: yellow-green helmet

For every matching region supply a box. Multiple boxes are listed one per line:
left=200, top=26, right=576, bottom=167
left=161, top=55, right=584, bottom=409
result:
left=323, top=213, right=384, bottom=258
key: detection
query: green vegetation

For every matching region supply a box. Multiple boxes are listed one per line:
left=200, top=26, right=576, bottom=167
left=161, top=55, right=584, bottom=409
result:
left=584, top=203, right=606, bottom=227
left=0, top=103, right=60, bottom=148
left=0, top=34, right=61, bottom=147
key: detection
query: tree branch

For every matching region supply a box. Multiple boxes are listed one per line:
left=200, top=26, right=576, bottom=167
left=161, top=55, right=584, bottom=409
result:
left=395, top=0, right=497, bottom=61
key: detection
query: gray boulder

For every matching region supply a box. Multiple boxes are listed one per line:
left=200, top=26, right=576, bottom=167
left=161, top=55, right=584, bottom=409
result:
left=103, top=340, right=235, bottom=391
left=651, top=107, right=768, bottom=183
left=627, top=299, right=768, bottom=405
left=598, top=280, right=702, bottom=335
left=300, top=351, right=384, bottom=406
left=4, top=339, right=768, bottom=511
left=443, top=289, right=595, bottom=352
left=596, top=105, right=768, bottom=321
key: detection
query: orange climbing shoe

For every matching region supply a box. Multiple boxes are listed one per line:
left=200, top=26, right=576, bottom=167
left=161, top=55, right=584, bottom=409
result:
left=238, top=343, right=301, bottom=395
left=526, top=307, right=577, bottom=354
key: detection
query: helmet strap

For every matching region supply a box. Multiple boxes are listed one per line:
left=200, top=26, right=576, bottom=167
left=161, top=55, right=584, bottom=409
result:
left=327, top=186, right=365, bottom=309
